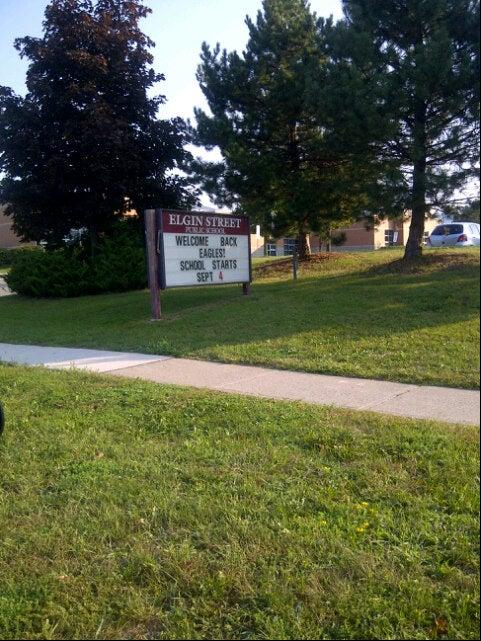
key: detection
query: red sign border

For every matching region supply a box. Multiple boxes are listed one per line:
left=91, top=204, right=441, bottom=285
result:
left=160, top=209, right=250, bottom=236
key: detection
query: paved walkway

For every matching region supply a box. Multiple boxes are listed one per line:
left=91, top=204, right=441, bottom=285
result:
left=1, top=343, right=479, bottom=426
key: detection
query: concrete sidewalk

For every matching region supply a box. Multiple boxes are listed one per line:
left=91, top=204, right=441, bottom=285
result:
left=1, top=343, right=479, bottom=426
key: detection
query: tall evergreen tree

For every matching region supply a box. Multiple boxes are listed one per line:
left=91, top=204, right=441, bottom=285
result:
left=339, top=0, right=480, bottom=259
left=194, top=0, right=376, bottom=259
left=446, top=197, right=480, bottom=223
left=0, top=0, right=194, bottom=247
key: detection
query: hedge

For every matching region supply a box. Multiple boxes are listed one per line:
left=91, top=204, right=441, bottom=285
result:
left=6, top=225, right=147, bottom=298
left=0, top=246, right=40, bottom=269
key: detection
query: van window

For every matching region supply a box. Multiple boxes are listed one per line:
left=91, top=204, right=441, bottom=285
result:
left=432, top=224, right=464, bottom=236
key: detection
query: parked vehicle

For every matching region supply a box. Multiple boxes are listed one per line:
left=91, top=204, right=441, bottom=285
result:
left=427, top=222, right=481, bottom=248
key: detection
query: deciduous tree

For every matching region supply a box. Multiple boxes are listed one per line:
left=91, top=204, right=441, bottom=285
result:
left=0, top=0, right=195, bottom=248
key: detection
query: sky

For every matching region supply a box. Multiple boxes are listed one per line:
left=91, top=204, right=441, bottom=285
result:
left=0, top=0, right=343, bottom=122
left=0, top=0, right=343, bottom=206
left=0, top=1, right=477, bottom=208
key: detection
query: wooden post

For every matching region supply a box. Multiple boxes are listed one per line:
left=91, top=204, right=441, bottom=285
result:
left=244, top=228, right=252, bottom=296
left=293, top=249, right=298, bottom=281
left=145, top=209, right=161, bottom=321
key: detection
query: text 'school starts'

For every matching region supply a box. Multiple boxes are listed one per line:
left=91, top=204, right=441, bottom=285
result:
left=180, top=260, right=238, bottom=271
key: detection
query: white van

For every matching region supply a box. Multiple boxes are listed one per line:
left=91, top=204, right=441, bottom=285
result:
left=428, top=222, right=480, bottom=247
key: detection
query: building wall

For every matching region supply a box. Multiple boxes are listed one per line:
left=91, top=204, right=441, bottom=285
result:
left=267, top=223, right=378, bottom=256
left=0, top=207, right=21, bottom=249
left=258, top=214, right=442, bottom=256
left=0, top=206, right=37, bottom=249
left=399, top=215, right=439, bottom=245
left=250, top=226, right=265, bottom=257
left=337, top=221, right=377, bottom=251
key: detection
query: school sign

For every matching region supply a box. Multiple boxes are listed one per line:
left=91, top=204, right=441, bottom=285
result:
left=159, top=210, right=251, bottom=288
left=144, top=209, right=252, bottom=320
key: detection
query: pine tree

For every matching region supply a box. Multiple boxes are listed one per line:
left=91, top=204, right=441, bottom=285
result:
left=340, top=0, right=480, bottom=259
left=194, top=0, right=375, bottom=259
left=0, top=0, right=194, bottom=247
left=446, top=197, right=480, bottom=223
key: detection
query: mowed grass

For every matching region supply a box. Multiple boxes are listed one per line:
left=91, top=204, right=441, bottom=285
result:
left=0, top=364, right=479, bottom=640
left=0, top=248, right=479, bottom=389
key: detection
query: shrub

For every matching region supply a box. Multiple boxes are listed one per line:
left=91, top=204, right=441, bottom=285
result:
left=0, top=246, right=40, bottom=269
left=6, top=224, right=147, bottom=298
left=331, top=231, right=347, bottom=247
left=0, top=248, right=12, bottom=268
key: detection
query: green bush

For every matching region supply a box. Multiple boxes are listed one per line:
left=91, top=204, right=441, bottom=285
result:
left=0, top=246, right=40, bottom=269
left=331, top=231, right=347, bottom=247
left=0, top=248, right=12, bottom=268
left=6, top=224, right=147, bottom=298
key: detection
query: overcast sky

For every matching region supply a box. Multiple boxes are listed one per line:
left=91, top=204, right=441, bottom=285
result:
left=0, top=0, right=343, bottom=121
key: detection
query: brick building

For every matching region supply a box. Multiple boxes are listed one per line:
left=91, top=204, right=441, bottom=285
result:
left=251, top=214, right=441, bottom=257
left=0, top=206, right=25, bottom=249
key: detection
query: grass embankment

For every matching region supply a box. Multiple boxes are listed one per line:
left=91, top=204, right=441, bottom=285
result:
left=0, top=248, right=479, bottom=388
left=0, top=364, right=479, bottom=640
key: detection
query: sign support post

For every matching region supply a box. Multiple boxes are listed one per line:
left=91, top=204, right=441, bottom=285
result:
left=293, top=249, right=299, bottom=281
left=144, top=209, right=161, bottom=321
left=243, top=226, right=253, bottom=296
left=144, top=208, right=252, bottom=320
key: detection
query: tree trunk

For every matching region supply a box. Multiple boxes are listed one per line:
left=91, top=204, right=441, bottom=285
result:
left=298, top=223, right=310, bottom=261
left=404, top=158, right=427, bottom=260
left=326, top=228, right=332, bottom=253
left=404, top=90, right=428, bottom=260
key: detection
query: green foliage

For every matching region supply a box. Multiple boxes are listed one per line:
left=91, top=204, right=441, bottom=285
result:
left=0, top=249, right=12, bottom=268
left=447, top=198, right=481, bottom=224
left=337, top=0, right=480, bottom=258
left=193, top=0, right=377, bottom=258
left=0, top=246, right=40, bottom=268
left=331, top=231, right=347, bottom=247
left=0, top=0, right=196, bottom=247
left=6, top=223, right=146, bottom=297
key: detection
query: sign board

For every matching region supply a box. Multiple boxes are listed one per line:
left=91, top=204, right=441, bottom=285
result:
left=156, top=209, right=252, bottom=290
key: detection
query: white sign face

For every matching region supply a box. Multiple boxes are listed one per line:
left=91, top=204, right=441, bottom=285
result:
left=158, top=211, right=251, bottom=289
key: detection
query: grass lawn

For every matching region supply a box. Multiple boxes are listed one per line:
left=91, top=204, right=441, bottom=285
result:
left=0, top=248, right=479, bottom=389
left=252, top=255, right=289, bottom=266
left=0, top=364, right=479, bottom=640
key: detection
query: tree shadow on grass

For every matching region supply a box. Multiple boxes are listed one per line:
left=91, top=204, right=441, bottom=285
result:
left=0, top=251, right=479, bottom=387
left=159, top=257, right=479, bottom=339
